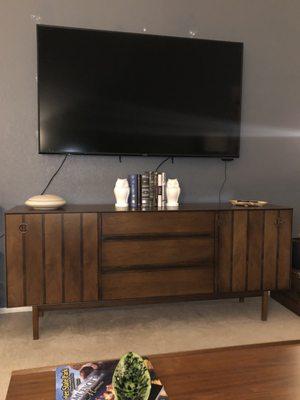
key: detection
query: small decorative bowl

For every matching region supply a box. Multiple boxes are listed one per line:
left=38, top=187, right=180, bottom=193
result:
left=25, top=194, right=66, bottom=210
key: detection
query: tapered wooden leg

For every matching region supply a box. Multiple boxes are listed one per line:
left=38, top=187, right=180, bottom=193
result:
left=261, top=291, right=269, bottom=321
left=239, top=297, right=245, bottom=303
left=32, top=306, right=39, bottom=340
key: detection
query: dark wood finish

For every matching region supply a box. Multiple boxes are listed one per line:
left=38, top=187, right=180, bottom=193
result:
left=6, top=215, right=24, bottom=306
left=82, top=213, right=99, bottom=301
left=5, top=204, right=293, bottom=338
left=261, top=290, right=269, bottom=321
left=232, top=211, right=248, bottom=292
left=103, top=266, right=214, bottom=300
left=6, top=341, right=300, bottom=400
left=44, top=214, right=63, bottom=304
left=63, top=213, right=81, bottom=303
left=32, top=306, right=39, bottom=340
left=32, top=291, right=263, bottom=311
left=239, top=297, right=244, bottom=302
left=263, top=211, right=278, bottom=289
left=24, top=214, right=43, bottom=305
left=6, top=212, right=100, bottom=308
left=247, top=210, right=264, bottom=291
left=61, top=213, right=100, bottom=303
left=216, top=211, right=233, bottom=292
left=277, top=210, right=293, bottom=289
left=102, top=211, right=215, bottom=236
left=7, top=203, right=292, bottom=214
left=102, top=237, right=214, bottom=271
left=217, top=209, right=292, bottom=295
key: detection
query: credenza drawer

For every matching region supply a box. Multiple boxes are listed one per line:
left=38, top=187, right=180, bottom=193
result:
left=102, top=237, right=214, bottom=271
left=102, top=211, right=215, bottom=236
left=102, top=267, right=214, bottom=300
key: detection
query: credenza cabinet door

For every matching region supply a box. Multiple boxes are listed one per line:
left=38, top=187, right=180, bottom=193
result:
left=6, top=213, right=99, bottom=307
left=264, top=209, right=292, bottom=290
left=217, top=209, right=292, bottom=294
left=6, top=214, right=43, bottom=307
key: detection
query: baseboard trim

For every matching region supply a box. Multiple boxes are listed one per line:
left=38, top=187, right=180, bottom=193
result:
left=0, top=306, right=31, bottom=314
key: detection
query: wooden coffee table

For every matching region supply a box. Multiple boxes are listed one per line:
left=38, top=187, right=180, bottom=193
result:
left=6, top=341, right=300, bottom=399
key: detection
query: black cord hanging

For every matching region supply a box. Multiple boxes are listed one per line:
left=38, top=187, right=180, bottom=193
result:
left=41, top=154, right=69, bottom=195
left=218, top=160, right=228, bottom=204
left=155, top=156, right=174, bottom=172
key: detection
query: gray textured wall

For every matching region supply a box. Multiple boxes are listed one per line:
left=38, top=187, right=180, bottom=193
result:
left=1, top=0, right=300, bottom=306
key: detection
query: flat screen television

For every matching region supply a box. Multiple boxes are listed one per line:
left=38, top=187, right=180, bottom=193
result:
left=37, top=25, right=243, bottom=157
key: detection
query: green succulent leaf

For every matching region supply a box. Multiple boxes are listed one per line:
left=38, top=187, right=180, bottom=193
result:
left=112, top=352, right=151, bottom=400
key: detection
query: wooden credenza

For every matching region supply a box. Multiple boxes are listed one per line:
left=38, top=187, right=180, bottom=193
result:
left=5, top=204, right=293, bottom=339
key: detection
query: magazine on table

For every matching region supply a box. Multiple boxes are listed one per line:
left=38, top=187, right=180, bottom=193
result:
left=55, top=357, right=168, bottom=400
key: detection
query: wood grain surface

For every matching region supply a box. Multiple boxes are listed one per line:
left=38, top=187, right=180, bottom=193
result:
left=6, top=341, right=300, bottom=400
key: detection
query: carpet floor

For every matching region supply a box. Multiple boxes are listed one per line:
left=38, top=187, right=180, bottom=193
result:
left=1, top=296, right=300, bottom=398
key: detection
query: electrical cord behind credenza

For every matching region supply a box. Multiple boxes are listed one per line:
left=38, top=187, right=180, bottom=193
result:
left=218, top=158, right=234, bottom=204
left=40, top=153, right=69, bottom=195
left=155, top=156, right=174, bottom=172
left=0, top=154, right=70, bottom=241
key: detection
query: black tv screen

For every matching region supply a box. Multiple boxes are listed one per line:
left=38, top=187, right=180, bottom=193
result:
left=37, top=25, right=243, bottom=157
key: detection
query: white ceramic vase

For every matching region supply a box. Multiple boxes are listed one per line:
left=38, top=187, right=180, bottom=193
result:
left=114, top=178, right=130, bottom=208
left=166, top=179, right=181, bottom=207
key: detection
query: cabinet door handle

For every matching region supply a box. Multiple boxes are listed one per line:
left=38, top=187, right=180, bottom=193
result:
left=275, top=218, right=285, bottom=226
left=19, top=223, right=28, bottom=233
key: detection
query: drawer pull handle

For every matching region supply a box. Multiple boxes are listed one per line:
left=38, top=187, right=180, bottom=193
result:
left=19, top=223, right=28, bottom=233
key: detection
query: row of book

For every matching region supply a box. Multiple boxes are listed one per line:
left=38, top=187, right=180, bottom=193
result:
left=128, top=171, right=167, bottom=208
